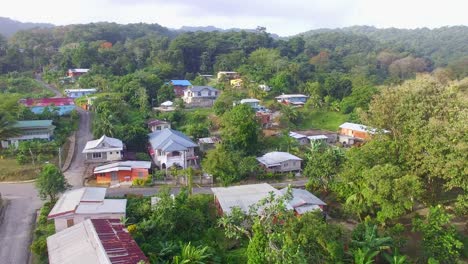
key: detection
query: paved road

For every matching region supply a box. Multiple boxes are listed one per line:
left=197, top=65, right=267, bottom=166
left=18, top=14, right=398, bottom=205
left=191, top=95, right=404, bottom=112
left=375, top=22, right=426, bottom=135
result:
left=35, top=74, right=62, bottom=98
left=0, top=184, right=42, bottom=264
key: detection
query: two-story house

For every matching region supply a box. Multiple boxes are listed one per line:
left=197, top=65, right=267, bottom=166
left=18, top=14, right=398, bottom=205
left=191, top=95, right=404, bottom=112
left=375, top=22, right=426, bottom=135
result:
left=257, top=151, right=302, bottom=173
left=147, top=119, right=171, bottom=132
left=64, top=88, right=97, bottom=98
left=275, top=94, right=309, bottom=106
left=67, top=68, right=89, bottom=77
left=1, top=120, right=55, bottom=148
left=338, top=122, right=388, bottom=145
left=82, top=135, right=123, bottom=162
left=148, top=128, right=198, bottom=169
left=170, top=80, right=192, bottom=97
left=182, top=86, right=219, bottom=106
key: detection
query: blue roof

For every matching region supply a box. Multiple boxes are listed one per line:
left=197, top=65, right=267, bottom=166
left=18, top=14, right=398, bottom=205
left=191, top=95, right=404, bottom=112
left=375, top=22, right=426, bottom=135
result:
left=148, top=129, right=198, bottom=152
left=170, top=80, right=192, bottom=86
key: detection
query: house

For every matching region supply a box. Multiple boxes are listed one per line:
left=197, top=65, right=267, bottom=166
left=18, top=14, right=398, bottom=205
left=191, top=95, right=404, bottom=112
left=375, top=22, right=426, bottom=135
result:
left=170, top=80, right=192, bottom=97
left=239, top=98, right=272, bottom=128
left=198, top=136, right=220, bottom=152
left=1, top=120, right=55, bottom=148
left=147, top=119, right=171, bottom=132
left=308, top=135, right=329, bottom=143
left=240, top=98, right=260, bottom=108
left=275, top=94, right=309, bottom=106
left=67, top=68, right=89, bottom=77
left=257, top=151, right=302, bottom=173
left=256, top=111, right=272, bottom=128
left=20, top=98, right=76, bottom=115
left=280, top=188, right=327, bottom=215
left=93, top=161, right=151, bottom=184
left=148, top=128, right=198, bottom=169
left=64, top=88, right=97, bottom=98
left=338, top=122, right=387, bottom=145
left=211, top=183, right=292, bottom=215
left=289, top=131, right=310, bottom=145
left=259, top=84, right=271, bottom=92
left=47, top=187, right=126, bottom=232
left=83, top=135, right=123, bottom=162
left=182, top=86, right=219, bottom=106
left=47, top=218, right=147, bottom=264
left=217, top=71, right=239, bottom=80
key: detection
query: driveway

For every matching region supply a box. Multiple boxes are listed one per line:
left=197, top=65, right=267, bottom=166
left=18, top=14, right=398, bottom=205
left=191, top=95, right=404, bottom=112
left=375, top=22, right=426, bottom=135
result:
left=0, top=184, right=42, bottom=264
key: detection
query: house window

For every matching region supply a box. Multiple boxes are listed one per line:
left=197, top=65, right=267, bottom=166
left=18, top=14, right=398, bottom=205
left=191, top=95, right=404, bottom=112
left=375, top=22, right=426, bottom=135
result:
left=116, top=151, right=119, bottom=154
left=197, top=92, right=201, bottom=96
left=283, top=162, right=288, bottom=167
left=92, top=153, right=102, bottom=159
left=208, top=91, right=212, bottom=96
left=67, top=219, right=74, bottom=227
left=111, top=171, right=118, bottom=181
left=109, top=152, right=112, bottom=154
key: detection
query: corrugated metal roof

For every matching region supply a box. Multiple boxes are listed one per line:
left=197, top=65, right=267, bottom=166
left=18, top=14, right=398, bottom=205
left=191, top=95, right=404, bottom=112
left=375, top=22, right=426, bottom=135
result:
left=14, top=120, right=53, bottom=128
left=275, top=94, right=309, bottom=99
left=76, top=199, right=127, bottom=214
left=257, top=152, right=302, bottom=167
left=240, top=98, right=260, bottom=104
left=280, top=188, right=326, bottom=215
left=170, top=80, right=192, bottom=86
left=69, top=68, right=90, bottom=73
left=47, top=219, right=111, bottom=264
left=187, top=86, right=218, bottom=93
left=308, top=135, right=328, bottom=140
left=147, top=119, right=169, bottom=126
left=148, top=129, right=197, bottom=152
left=20, top=97, right=75, bottom=107
left=83, top=135, right=123, bottom=153
left=48, top=188, right=112, bottom=218
left=212, top=183, right=292, bottom=214
left=289, top=131, right=307, bottom=139
left=94, top=161, right=151, bottom=174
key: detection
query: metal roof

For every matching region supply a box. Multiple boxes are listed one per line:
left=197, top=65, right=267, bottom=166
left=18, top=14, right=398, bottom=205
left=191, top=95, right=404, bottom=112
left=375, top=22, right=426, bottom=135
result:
left=339, top=122, right=389, bottom=134
left=257, top=152, right=302, bottom=167
left=198, top=137, right=220, bottom=144
left=94, top=161, right=151, bottom=174
left=147, top=119, right=169, bottom=126
left=275, top=94, right=309, bottom=99
left=148, top=129, right=197, bottom=152
left=68, top=68, right=89, bottom=73
left=13, top=120, right=53, bottom=128
left=20, top=97, right=75, bottom=107
left=75, top=199, right=127, bottom=215
left=47, top=219, right=147, bottom=264
left=83, top=135, right=123, bottom=153
left=240, top=98, right=260, bottom=104
left=187, top=86, right=218, bottom=93
left=280, top=188, right=326, bottom=215
left=170, top=80, right=192, bottom=86
left=289, top=131, right=308, bottom=139
left=48, top=188, right=106, bottom=218
left=65, top=88, right=97, bottom=93
left=212, top=183, right=291, bottom=214
left=308, top=135, right=328, bottom=140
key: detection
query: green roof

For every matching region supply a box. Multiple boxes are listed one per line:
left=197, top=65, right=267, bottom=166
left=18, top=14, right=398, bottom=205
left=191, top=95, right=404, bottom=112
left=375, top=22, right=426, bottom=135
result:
left=14, top=120, right=54, bottom=128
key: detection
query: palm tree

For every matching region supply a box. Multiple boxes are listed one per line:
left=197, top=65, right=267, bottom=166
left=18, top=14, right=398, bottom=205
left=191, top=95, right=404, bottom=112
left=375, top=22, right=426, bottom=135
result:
left=352, top=223, right=392, bottom=252
left=353, top=248, right=379, bottom=264
left=383, top=250, right=408, bottom=264
left=0, top=112, right=20, bottom=143
left=172, top=242, right=211, bottom=264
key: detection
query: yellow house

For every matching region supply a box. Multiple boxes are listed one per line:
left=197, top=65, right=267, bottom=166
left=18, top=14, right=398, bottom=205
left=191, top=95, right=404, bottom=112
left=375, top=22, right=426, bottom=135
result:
left=230, top=78, right=243, bottom=87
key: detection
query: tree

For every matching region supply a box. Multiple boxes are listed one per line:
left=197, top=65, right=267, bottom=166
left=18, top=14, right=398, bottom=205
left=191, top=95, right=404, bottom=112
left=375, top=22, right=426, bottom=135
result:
left=304, top=143, right=344, bottom=193
left=0, top=111, right=20, bottom=142
left=412, top=206, right=463, bottom=263
left=35, top=164, right=70, bottom=203
left=220, top=104, right=261, bottom=155
left=172, top=242, right=212, bottom=264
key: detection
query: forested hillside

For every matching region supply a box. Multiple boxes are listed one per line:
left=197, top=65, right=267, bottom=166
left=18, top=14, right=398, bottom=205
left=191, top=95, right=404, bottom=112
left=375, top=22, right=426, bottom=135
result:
left=0, top=17, right=53, bottom=38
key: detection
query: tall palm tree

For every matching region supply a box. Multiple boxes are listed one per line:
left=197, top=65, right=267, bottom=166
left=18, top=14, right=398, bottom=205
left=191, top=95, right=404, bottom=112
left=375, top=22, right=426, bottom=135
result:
left=0, top=112, right=20, bottom=142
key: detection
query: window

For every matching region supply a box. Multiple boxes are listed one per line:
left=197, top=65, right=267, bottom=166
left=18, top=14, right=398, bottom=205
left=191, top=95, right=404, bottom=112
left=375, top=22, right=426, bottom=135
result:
left=109, top=152, right=112, bottom=154
left=111, top=171, right=118, bottom=181
left=116, top=151, right=119, bottom=154
left=208, top=91, right=212, bottom=96
left=67, top=219, right=74, bottom=227
left=283, top=162, right=288, bottom=167
left=197, top=92, right=202, bottom=96
left=92, top=153, right=102, bottom=159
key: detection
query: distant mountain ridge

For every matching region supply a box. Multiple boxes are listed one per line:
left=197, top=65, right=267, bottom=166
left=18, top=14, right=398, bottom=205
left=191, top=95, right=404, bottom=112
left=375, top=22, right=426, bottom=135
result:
left=177, top=25, right=280, bottom=38
left=0, top=17, right=54, bottom=37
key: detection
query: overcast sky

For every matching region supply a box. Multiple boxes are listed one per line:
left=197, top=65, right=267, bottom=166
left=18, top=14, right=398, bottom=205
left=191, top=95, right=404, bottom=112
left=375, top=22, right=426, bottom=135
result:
left=1, top=0, right=467, bottom=36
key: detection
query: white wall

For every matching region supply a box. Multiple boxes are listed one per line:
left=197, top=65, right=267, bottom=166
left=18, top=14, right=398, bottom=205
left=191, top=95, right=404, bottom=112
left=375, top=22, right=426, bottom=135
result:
left=54, top=213, right=125, bottom=232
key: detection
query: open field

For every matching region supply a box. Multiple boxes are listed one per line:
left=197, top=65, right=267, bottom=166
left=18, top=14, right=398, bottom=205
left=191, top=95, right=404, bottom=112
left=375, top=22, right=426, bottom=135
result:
left=0, top=158, right=40, bottom=182
left=298, top=109, right=349, bottom=131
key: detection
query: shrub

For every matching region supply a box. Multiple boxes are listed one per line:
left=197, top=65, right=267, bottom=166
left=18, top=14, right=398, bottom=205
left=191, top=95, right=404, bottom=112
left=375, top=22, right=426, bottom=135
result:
left=135, top=152, right=151, bottom=161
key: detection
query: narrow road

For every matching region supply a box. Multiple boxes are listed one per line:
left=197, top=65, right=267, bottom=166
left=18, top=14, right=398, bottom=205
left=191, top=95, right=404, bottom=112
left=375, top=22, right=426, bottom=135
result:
left=0, top=184, right=42, bottom=264
left=35, top=74, right=62, bottom=98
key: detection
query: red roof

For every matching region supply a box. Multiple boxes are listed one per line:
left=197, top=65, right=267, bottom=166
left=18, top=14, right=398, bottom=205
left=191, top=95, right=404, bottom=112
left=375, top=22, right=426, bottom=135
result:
left=147, top=119, right=169, bottom=126
left=20, top=98, right=75, bottom=107
left=91, top=219, right=148, bottom=264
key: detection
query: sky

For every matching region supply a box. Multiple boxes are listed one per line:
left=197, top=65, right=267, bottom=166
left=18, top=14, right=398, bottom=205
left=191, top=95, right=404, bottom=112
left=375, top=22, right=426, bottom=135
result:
left=1, top=0, right=467, bottom=36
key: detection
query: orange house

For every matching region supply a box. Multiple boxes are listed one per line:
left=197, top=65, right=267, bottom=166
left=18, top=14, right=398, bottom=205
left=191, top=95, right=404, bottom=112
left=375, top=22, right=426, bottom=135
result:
left=93, top=161, right=151, bottom=184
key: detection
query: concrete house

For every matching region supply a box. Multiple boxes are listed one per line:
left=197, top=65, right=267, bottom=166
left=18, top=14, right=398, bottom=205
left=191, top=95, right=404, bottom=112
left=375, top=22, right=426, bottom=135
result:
left=217, top=71, right=239, bottom=80
left=64, top=88, right=97, bottom=98
left=257, top=151, right=302, bottom=173
left=147, top=119, right=171, bottom=132
left=67, top=68, right=89, bottom=77
left=289, top=131, right=310, bottom=145
left=1, top=120, right=55, bottom=148
left=47, top=187, right=126, bottom=232
left=83, top=135, right=123, bottom=162
left=182, top=86, right=219, bottom=106
left=275, top=94, right=309, bottom=106
left=47, top=218, right=147, bottom=264
left=148, top=128, right=198, bottom=169
left=338, top=122, right=388, bottom=145
left=20, top=98, right=76, bottom=116
left=93, top=161, right=151, bottom=184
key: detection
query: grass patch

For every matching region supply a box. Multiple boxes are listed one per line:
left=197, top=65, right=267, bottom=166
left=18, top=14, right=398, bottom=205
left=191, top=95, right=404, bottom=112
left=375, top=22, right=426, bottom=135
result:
left=0, top=158, right=41, bottom=182
left=298, top=109, right=349, bottom=131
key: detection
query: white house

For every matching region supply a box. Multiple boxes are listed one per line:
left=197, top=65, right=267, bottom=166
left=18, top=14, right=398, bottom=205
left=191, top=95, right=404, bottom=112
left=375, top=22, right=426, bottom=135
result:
left=148, top=128, right=198, bottom=169
left=47, top=187, right=126, bottom=232
left=257, top=151, right=302, bottom=173
left=275, top=94, right=309, bottom=106
left=147, top=119, right=171, bottom=132
left=240, top=98, right=260, bottom=108
left=82, top=135, right=123, bottom=162
left=182, top=86, right=219, bottom=105
left=64, top=88, right=97, bottom=98
left=47, top=219, right=147, bottom=264
left=1, top=120, right=55, bottom=148
left=289, top=131, right=310, bottom=145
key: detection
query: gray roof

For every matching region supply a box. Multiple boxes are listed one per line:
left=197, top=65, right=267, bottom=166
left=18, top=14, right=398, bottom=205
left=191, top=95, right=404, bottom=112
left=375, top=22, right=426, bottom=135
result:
left=280, top=188, right=326, bottom=214
left=257, top=151, right=302, bottom=167
left=14, top=120, right=54, bottom=129
left=188, top=86, right=218, bottom=93
left=148, top=129, right=197, bottom=152
left=83, top=135, right=123, bottom=153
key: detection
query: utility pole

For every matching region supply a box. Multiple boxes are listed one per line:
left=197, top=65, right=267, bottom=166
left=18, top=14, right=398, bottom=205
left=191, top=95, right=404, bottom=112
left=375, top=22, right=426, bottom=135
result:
left=58, top=147, right=62, bottom=171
